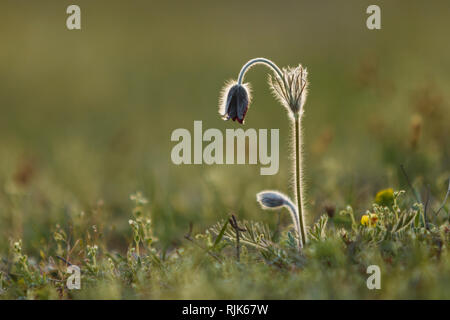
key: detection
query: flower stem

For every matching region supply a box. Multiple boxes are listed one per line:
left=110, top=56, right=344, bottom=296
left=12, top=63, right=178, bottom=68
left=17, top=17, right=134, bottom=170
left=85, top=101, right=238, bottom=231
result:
left=284, top=197, right=302, bottom=251
left=237, top=58, right=284, bottom=85
left=294, top=113, right=307, bottom=247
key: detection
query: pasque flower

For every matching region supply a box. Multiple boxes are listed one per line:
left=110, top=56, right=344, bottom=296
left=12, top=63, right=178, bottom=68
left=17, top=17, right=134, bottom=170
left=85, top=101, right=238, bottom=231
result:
left=218, top=57, right=310, bottom=250
left=219, top=81, right=251, bottom=124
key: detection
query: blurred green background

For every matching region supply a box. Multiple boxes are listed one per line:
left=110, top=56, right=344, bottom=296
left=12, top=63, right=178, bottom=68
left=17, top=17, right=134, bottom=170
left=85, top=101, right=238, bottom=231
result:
left=0, top=0, right=448, bottom=254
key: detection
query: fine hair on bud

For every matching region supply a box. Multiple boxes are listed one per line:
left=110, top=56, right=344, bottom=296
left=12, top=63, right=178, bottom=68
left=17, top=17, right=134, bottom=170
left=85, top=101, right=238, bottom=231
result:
left=256, top=190, right=287, bottom=209
left=256, top=191, right=302, bottom=249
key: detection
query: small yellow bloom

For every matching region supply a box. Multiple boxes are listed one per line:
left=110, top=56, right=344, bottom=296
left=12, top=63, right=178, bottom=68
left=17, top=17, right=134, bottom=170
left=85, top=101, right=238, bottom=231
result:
left=361, top=213, right=378, bottom=227
left=375, top=188, right=394, bottom=207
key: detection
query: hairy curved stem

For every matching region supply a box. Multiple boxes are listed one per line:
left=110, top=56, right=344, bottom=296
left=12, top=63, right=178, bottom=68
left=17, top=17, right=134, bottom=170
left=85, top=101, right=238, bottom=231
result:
left=284, top=197, right=302, bottom=250
left=237, top=58, right=284, bottom=85
left=294, top=114, right=307, bottom=247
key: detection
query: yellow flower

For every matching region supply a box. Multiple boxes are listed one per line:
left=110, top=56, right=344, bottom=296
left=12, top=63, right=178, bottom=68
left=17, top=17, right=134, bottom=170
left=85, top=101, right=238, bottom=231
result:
left=375, top=188, right=394, bottom=207
left=361, top=213, right=378, bottom=227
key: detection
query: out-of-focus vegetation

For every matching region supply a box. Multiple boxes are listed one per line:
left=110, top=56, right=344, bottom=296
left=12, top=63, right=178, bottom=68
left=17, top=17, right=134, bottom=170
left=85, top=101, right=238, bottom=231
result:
left=0, top=1, right=449, bottom=299
left=2, top=190, right=449, bottom=299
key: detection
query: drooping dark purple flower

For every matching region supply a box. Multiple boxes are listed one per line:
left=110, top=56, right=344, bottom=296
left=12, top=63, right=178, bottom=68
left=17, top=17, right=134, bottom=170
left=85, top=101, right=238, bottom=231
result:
left=219, top=81, right=251, bottom=124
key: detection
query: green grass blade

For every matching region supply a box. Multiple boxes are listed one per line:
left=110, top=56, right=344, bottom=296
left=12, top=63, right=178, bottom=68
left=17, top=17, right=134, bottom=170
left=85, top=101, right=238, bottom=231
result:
left=213, top=220, right=229, bottom=250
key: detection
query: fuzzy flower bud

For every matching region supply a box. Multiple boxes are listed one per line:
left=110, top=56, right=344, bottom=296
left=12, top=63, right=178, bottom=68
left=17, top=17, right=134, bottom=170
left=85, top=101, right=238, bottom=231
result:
left=257, top=191, right=303, bottom=249
left=256, top=191, right=287, bottom=209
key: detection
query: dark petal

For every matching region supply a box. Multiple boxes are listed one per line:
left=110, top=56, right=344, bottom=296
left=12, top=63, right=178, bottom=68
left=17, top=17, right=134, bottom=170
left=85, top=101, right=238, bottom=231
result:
left=224, top=85, right=239, bottom=116
left=227, top=98, right=237, bottom=120
left=236, top=86, right=249, bottom=123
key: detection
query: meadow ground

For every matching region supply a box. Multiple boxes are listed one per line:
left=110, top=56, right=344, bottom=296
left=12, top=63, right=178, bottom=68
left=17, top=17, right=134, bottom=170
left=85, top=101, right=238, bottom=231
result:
left=0, top=1, right=449, bottom=299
